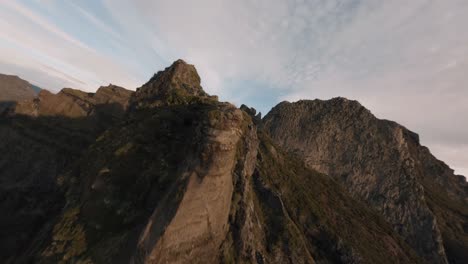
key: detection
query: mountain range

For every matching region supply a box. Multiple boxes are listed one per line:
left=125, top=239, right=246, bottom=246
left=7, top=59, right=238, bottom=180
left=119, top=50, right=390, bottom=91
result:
left=0, top=60, right=466, bottom=264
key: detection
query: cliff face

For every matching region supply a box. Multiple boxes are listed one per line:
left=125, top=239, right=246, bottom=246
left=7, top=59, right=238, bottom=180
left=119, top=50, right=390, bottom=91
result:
left=30, top=62, right=419, bottom=264
left=222, top=131, right=421, bottom=264
left=32, top=60, right=260, bottom=264
left=263, top=98, right=468, bottom=263
left=1, top=61, right=465, bottom=264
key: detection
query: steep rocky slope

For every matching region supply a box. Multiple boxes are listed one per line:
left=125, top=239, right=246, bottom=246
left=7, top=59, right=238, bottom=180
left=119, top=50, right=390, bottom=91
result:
left=222, top=131, right=421, bottom=264
left=33, top=61, right=418, bottom=263
left=28, top=60, right=257, bottom=263
left=0, top=60, right=426, bottom=264
left=0, top=85, right=133, bottom=262
left=263, top=98, right=468, bottom=263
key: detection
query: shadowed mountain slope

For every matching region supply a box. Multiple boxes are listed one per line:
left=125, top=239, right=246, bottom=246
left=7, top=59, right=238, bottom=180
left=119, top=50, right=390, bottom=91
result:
left=0, top=61, right=464, bottom=263
left=0, top=84, right=133, bottom=262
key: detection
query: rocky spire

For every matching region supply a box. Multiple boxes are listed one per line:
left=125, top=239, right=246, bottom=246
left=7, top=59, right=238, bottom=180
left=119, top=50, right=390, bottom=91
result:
left=131, top=59, right=215, bottom=108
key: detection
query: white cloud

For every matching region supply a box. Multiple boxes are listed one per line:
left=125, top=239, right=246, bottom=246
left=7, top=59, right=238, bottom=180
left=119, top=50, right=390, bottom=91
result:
left=67, top=1, right=122, bottom=41
left=0, top=0, right=140, bottom=91
left=2, top=1, right=91, bottom=49
left=0, top=0, right=467, bottom=176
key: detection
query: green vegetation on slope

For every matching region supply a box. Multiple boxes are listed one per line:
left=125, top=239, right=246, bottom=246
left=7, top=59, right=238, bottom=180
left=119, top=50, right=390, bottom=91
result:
left=250, top=132, right=422, bottom=264
left=39, top=99, right=242, bottom=263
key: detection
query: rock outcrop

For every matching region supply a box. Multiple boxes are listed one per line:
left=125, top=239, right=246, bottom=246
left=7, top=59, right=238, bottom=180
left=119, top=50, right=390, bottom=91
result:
left=130, top=59, right=216, bottom=109
left=263, top=98, right=468, bottom=263
left=13, top=84, right=132, bottom=119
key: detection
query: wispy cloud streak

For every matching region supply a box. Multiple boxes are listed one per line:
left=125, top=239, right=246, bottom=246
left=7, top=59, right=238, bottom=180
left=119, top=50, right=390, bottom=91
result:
left=0, top=0, right=467, bottom=176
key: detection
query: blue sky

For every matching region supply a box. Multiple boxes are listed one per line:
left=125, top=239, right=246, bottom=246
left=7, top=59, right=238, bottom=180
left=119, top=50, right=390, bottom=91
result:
left=0, top=0, right=467, bottom=176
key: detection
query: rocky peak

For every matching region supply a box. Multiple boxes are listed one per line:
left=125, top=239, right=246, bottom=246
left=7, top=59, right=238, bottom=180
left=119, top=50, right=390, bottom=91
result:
left=2, top=61, right=467, bottom=264
left=131, top=59, right=214, bottom=108
left=263, top=98, right=468, bottom=263
left=240, top=104, right=262, bottom=124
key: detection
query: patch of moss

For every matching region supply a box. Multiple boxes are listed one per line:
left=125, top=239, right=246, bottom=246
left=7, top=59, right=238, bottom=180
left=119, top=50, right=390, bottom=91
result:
left=42, top=207, right=88, bottom=262
left=114, top=142, right=133, bottom=156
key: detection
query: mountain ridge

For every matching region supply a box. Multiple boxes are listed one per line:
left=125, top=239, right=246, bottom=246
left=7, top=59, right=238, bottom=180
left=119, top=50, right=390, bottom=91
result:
left=0, top=60, right=466, bottom=263
left=263, top=97, right=468, bottom=263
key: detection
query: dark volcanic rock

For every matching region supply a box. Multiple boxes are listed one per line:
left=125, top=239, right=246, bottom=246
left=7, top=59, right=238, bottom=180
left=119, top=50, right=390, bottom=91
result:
left=263, top=98, right=468, bottom=263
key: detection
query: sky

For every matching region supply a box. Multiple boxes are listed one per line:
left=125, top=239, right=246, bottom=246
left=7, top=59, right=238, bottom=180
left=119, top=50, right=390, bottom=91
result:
left=0, top=0, right=467, bottom=176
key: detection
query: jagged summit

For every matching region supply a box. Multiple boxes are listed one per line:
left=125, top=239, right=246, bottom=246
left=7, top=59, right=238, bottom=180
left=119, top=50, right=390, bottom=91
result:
left=273, top=97, right=372, bottom=116
left=131, top=59, right=214, bottom=108
left=143, top=59, right=201, bottom=87
left=240, top=104, right=262, bottom=124
left=0, top=61, right=467, bottom=263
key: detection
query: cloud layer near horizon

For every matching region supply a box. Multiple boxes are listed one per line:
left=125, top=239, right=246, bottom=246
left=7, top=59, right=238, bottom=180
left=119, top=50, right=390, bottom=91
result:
left=0, top=0, right=467, bottom=176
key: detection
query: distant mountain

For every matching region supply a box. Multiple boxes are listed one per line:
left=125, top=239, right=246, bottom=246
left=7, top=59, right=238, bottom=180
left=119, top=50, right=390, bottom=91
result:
left=13, top=85, right=132, bottom=119
left=0, top=74, right=39, bottom=114
left=0, top=74, right=37, bottom=102
left=0, top=61, right=466, bottom=264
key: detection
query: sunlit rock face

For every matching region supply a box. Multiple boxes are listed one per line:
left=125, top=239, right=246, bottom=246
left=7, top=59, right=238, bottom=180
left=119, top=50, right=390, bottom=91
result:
left=12, top=84, right=132, bottom=118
